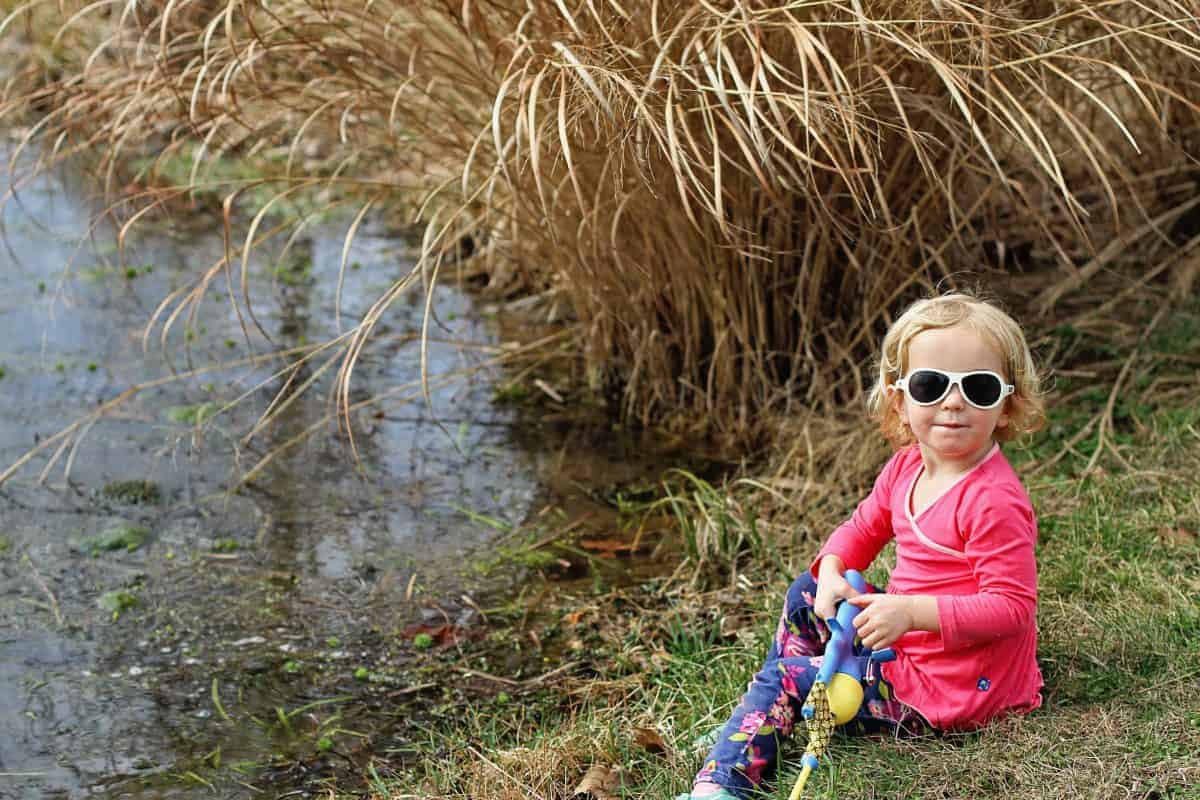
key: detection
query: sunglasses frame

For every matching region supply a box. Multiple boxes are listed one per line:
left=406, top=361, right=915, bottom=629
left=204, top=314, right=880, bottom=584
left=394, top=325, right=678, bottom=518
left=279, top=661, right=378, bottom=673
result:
left=893, top=368, right=1015, bottom=410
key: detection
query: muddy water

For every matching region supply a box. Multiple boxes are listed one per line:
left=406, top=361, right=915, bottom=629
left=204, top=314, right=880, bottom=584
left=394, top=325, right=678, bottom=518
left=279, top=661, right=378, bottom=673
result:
left=0, top=150, right=700, bottom=799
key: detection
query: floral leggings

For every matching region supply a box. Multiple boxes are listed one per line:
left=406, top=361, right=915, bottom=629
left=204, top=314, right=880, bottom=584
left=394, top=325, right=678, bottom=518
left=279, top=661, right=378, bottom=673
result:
left=691, top=572, right=924, bottom=798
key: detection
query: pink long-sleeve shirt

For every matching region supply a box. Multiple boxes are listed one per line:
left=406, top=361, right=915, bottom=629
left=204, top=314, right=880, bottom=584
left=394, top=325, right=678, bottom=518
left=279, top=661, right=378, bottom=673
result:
left=810, top=443, right=1043, bottom=730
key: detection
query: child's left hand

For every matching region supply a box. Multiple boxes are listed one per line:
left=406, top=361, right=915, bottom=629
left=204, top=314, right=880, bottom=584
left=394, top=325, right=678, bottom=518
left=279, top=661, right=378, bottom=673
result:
left=846, top=594, right=915, bottom=650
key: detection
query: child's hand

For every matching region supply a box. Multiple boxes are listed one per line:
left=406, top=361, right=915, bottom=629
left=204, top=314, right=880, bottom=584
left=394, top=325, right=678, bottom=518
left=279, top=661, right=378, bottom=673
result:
left=814, top=555, right=859, bottom=621
left=846, top=594, right=916, bottom=650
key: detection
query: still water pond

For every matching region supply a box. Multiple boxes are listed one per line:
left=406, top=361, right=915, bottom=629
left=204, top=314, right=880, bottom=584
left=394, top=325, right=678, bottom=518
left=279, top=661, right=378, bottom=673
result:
left=0, top=150, right=694, bottom=798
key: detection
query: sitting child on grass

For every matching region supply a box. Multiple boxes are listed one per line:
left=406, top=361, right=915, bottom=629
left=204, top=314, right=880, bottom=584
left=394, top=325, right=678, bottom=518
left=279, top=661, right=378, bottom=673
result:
left=680, top=292, right=1047, bottom=799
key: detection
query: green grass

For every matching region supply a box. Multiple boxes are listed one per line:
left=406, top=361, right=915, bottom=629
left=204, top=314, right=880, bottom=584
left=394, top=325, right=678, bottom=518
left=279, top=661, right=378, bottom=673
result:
left=389, top=345, right=1200, bottom=800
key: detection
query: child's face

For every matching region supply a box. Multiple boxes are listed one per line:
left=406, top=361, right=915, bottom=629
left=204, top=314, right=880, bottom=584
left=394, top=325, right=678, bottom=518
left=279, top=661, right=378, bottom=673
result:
left=892, top=324, right=1010, bottom=467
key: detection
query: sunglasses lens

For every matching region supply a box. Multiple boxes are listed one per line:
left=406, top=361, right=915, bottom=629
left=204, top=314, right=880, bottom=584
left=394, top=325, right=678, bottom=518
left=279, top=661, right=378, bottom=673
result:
left=962, top=373, right=1003, bottom=407
left=907, top=370, right=950, bottom=404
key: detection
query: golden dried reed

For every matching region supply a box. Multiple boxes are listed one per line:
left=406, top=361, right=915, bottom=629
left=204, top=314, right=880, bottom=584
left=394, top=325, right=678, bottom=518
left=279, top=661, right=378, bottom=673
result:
left=2, top=0, right=1198, bottom=443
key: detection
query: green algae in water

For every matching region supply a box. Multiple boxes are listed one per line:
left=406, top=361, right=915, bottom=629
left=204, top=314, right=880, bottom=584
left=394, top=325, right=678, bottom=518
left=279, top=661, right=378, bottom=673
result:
left=165, top=403, right=215, bottom=425
left=86, top=524, right=149, bottom=554
left=0, top=536, right=11, bottom=555
left=98, top=589, right=137, bottom=619
left=102, top=480, right=161, bottom=504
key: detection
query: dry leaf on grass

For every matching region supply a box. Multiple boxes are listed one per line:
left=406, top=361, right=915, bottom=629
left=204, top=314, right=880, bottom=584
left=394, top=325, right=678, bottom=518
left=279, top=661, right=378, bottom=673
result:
left=633, top=726, right=667, bottom=753
left=1158, top=526, right=1197, bottom=545
left=571, top=764, right=620, bottom=800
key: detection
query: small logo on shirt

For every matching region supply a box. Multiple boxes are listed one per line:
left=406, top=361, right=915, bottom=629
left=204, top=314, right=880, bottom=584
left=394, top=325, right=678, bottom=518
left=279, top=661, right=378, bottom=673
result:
left=977, top=677, right=991, bottom=692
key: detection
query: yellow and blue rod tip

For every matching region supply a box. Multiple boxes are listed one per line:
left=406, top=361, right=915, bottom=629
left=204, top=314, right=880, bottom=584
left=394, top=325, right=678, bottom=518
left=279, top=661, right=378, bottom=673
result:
left=789, top=754, right=820, bottom=800
left=788, top=764, right=812, bottom=800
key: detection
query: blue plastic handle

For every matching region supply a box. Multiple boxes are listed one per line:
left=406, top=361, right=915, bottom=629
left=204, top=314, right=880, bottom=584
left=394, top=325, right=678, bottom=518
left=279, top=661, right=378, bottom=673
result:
left=813, top=569, right=895, bottom=686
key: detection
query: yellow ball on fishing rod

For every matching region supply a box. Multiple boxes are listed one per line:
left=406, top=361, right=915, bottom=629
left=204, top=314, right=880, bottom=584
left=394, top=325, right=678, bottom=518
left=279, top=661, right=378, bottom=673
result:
left=825, top=672, right=865, bottom=725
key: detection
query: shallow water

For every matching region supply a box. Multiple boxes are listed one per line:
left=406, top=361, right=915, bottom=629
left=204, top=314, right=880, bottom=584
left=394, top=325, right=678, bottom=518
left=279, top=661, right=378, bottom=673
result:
left=0, top=148, right=698, bottom=799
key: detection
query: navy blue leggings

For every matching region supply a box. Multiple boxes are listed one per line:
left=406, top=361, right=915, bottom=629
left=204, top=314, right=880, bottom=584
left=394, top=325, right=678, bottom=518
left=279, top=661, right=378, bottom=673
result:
left=692, top=572, right=921, bottom=796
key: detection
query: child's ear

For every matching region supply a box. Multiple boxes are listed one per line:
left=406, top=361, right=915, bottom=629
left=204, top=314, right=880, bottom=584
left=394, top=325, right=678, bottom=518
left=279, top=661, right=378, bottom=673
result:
left=996, top=398, right=1011, bottom=430
left=889, top=384, right=908, bottom=426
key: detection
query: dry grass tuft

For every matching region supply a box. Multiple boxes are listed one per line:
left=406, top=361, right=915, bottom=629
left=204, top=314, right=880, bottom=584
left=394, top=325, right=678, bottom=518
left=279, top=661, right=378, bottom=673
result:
left=440, top=729, right=618, bottom=800
left=3, top=1, right=1200, bottom=445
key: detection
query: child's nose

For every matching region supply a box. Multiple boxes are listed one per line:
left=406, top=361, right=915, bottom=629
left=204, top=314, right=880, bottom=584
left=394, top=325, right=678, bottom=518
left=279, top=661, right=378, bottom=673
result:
left=941, top=385, right=966, bottom=408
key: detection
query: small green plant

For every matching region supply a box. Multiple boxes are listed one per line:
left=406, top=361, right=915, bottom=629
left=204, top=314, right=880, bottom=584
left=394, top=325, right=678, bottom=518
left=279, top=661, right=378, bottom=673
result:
left=492, top=382, right=529, bottom=404
left=101, top=480, right=161, bottom=504
left=660, top=470, right=766, bottom=574
left=85, top=524, right=149, bottom=554
left=165, top=403, right=214, bottom=425
left=98, top=589, right=137, bottom=620
left=412, top=633, right=434, bottom=650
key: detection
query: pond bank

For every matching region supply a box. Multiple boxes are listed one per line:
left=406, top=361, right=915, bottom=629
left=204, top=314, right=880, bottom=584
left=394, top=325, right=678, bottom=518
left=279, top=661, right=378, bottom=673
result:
left=0, top=150, right=721, bottom=799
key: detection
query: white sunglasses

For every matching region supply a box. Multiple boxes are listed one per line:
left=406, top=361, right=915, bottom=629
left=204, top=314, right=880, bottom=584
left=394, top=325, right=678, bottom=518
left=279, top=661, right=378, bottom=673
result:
left=893, top=369, right=1014, bottom=410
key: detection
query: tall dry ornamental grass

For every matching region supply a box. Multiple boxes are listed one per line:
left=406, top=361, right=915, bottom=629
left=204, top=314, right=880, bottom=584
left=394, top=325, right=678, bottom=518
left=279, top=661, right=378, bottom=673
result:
left=2, top=1, right=1199, bottom=441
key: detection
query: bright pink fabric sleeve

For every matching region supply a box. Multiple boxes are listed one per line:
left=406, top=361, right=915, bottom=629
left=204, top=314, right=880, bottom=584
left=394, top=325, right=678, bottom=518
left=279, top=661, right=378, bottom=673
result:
left=809, top=450, right=904, bottom=577
left=937, top=486, right=1038, bottom=651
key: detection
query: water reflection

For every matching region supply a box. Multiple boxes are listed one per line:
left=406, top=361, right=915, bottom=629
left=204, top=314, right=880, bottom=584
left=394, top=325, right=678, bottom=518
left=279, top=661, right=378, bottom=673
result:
left=0, top=151, right=538, bottom=799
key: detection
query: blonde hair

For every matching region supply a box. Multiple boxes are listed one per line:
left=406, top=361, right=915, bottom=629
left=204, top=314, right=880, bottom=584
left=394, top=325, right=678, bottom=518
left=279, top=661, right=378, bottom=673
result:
left=867, top=292, right=1045, bottom=447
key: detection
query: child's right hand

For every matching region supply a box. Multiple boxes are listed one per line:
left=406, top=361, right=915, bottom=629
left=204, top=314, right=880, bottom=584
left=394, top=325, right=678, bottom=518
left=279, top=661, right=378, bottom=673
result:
left=814, top=554, right=860, bottom=621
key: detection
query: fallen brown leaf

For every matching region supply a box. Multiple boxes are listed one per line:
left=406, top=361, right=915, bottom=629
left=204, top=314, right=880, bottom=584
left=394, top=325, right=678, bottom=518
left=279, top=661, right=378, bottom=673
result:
left=400, top=623, right=465, bottom=647
left=633, top=726, right=667, bottom=753
left=1158, top=526, right=1198, bottom=545
left=572, top=764, right=620, bottom=800
left=580, top=537, right=640, bottom=557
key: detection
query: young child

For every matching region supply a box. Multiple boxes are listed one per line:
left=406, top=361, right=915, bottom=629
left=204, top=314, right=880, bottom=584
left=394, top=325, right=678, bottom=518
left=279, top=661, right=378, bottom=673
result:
left=679, top=293, right=1046, bottom=799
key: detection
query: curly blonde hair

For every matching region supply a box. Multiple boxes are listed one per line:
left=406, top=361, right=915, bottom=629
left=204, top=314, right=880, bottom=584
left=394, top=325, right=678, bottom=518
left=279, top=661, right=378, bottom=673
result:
left=867, top=292, right=1046, bottom=448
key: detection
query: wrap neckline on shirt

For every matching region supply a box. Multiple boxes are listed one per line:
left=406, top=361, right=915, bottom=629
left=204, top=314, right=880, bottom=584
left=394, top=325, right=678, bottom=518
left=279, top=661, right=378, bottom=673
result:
left=904, top=443, right=1000, bottom=560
